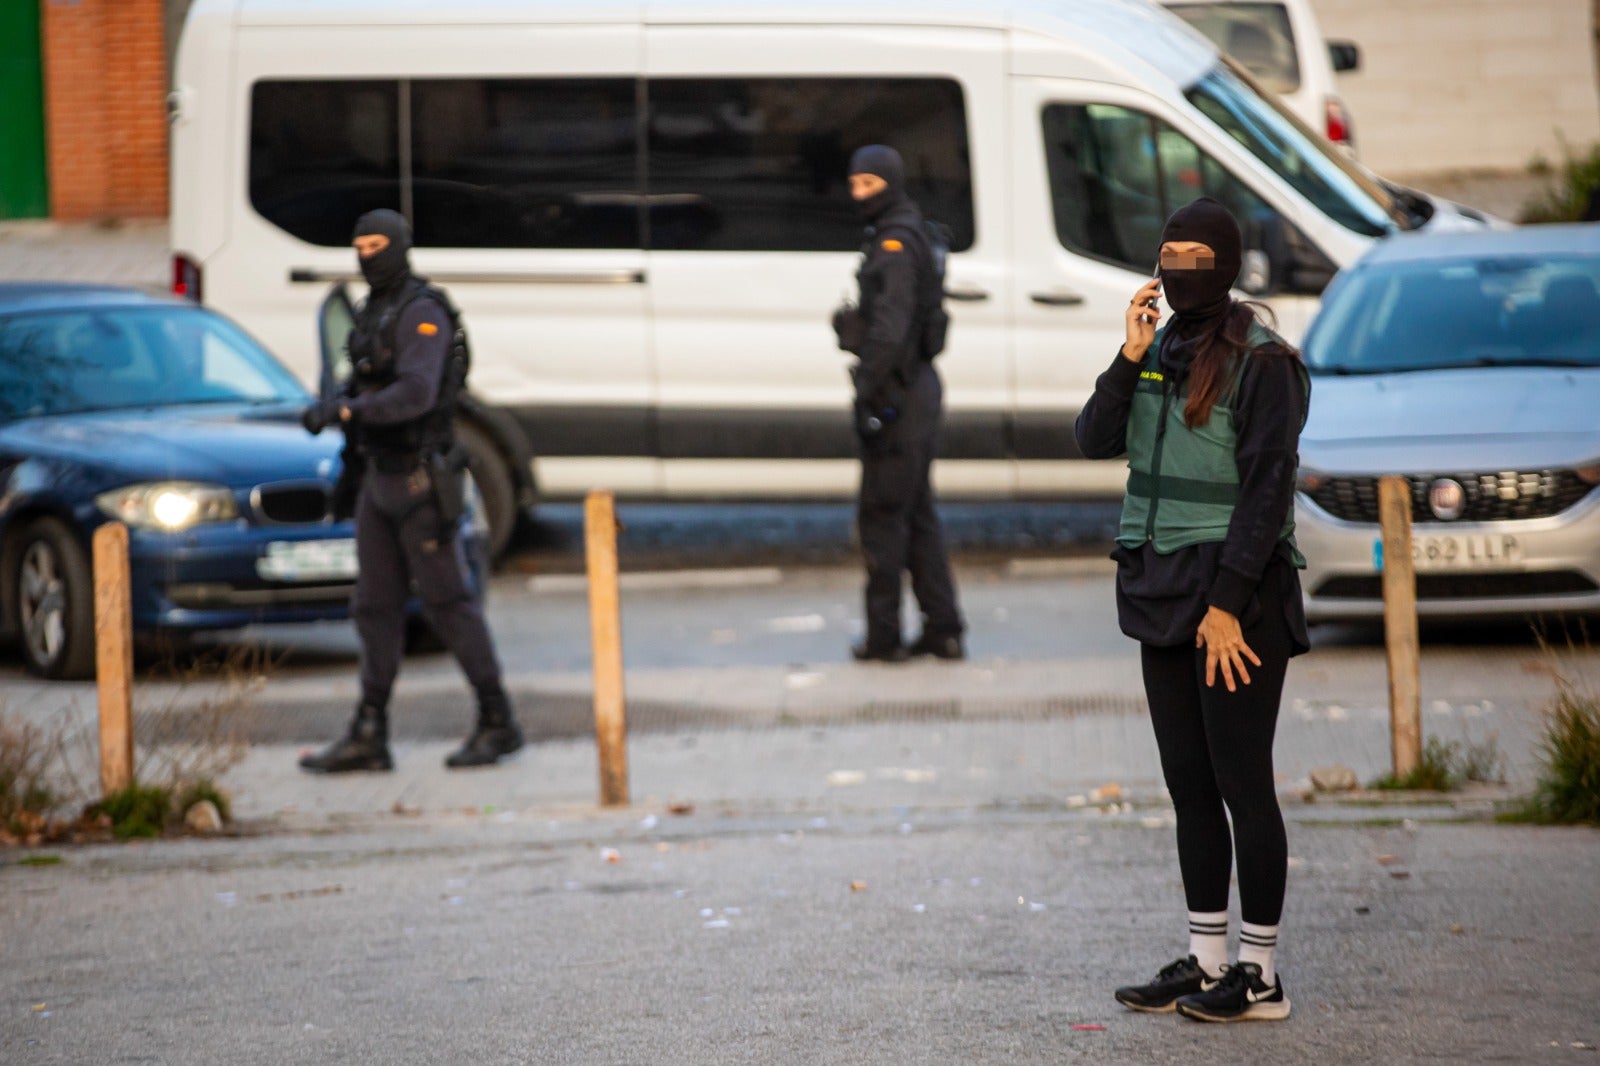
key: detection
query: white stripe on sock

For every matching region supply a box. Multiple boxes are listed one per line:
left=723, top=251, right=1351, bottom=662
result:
left=1187, top=910, right=1229, bottom=978
left=1238, top=921, right=1279, bottom=985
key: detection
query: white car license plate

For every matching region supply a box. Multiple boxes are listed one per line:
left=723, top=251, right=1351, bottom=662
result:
left=257, top=539, right=358, bottom=582
left=1376, top=533, right=1522, bottom=571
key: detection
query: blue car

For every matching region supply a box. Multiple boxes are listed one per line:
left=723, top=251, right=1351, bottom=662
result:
left=0, top=283, right=482, bottom=679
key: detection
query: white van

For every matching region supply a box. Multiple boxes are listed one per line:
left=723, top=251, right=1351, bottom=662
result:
left=170, top=0, right=1485, bottom=557
left=1161, top=0, right=1362, bottom=153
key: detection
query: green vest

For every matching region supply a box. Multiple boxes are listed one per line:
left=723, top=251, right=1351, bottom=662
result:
left=1116, top=322, right=1308, bottom=563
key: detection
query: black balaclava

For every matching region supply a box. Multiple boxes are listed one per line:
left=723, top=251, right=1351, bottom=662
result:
left=849, top=145, right=907, bottom=222
left=1157, top=197, right=1242, bottom=327
left=353, top=208, right=413, bottom=294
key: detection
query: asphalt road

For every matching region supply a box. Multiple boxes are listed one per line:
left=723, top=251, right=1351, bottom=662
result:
left=3, top=799, right=1596, bottom=1065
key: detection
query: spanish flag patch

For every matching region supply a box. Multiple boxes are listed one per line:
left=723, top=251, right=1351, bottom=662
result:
left=417, top=322, right=439, bottom=336
left=881, top=238, right=904, bottom=253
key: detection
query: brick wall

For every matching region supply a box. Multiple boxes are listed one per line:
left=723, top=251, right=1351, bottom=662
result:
left=40, top=0, right=168, bottom=220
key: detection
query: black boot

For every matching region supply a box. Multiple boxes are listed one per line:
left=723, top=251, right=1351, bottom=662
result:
left=299, top=703, right=393, bottom=773
left=446, top=684, right=524, bottom=769
left=908, top=632, right=965, bottom=660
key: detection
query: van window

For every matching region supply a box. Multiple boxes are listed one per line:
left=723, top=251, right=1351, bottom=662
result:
left=1165, top=3, right=1300, bottom=94
left=645, top=78, right=974, bottom=252
left=1187, top=66, right=1397, bottom=236
left=1042, top=103, right=1271, bottom=273
left=410, top=79, right=640, bottom=248
left=250, top=81, right=401, bottom=247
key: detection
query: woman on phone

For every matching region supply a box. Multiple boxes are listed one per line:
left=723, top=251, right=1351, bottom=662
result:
left=1075, top=197, right=1310, bottom=1023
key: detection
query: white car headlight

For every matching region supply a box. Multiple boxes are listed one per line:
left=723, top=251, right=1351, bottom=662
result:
left=95, top=482, right=239, bottom=532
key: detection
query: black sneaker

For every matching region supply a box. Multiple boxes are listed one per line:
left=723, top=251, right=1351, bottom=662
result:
left=908, top=633, right=965, bottom=660
left=1175, top=962, right=1290, bottom=1023
left=1114, top=955, right=1220, bottom=1013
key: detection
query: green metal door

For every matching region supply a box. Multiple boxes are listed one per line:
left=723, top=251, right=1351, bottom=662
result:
left=0, top=0, right=49, bottom=219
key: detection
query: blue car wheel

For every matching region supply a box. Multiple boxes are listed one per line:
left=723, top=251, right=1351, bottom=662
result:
left=11, top=517, right=95, bottom=680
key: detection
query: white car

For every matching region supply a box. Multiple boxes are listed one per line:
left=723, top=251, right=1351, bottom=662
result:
left=1162, top=0, right=1361, bottom=153
left=1295, top=224, right=1600, bottom=622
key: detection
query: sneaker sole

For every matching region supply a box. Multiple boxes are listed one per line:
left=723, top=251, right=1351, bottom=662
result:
left=1114, top=993, right=1179, bottom=1014
left=1176, top=997, right=1291, bottom=1023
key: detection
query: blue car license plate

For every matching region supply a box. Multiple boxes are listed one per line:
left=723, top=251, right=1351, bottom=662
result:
left=257, top=539, right=359, bottom=582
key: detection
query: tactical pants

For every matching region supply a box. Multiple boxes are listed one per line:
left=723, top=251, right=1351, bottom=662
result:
left=856, top=366, right=964, bottom=650
left=352, top=466, right=504, bottom=706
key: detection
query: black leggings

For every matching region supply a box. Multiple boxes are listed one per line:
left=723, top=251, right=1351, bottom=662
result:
left=1140, top=583, right=1293, bottom=926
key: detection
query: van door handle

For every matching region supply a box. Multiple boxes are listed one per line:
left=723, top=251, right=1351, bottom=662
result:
left=1031, top=289, right=1086, bottom=307
left=944, top=284, right=990, bottom=302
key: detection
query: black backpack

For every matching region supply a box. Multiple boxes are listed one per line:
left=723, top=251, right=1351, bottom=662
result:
left=917, top=218, right=951, bottom=360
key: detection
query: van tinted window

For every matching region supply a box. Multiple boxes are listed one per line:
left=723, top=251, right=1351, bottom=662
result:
left=1042, top=103, right=1271, bottom=273
left=410, top=79, right=640, bottom=248
left=250, top=77, right=974, bottom=252
left=646, top=79, right=974, bottom=252
left=250, top=81, right=401, bottom=247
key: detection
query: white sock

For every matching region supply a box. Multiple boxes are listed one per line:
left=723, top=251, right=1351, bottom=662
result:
left=1239, top=921, right=1279, bottom=985
left=1188, top=910, right=1228, bottom=978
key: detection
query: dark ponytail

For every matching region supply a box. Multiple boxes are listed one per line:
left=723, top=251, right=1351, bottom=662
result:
left=1182, top=301, right=1300, bottom=428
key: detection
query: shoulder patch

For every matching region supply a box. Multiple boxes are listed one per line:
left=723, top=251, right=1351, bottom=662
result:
left=880, top=238, right=904, bottom=253
left=417, top=322, right=440, bottom=337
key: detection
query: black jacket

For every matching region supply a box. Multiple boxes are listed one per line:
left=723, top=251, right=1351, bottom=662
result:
left=854, top=199, right=930, bottom=412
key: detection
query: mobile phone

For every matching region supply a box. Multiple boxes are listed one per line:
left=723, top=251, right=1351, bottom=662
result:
left=1139, top=263, right=1160, bottom=325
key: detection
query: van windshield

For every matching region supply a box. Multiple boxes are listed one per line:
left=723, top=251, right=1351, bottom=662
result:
left=1186, top=61, right=1409, bottom=236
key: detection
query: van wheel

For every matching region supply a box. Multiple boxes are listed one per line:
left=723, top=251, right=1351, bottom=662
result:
left=457, top=421, right=515, bottom=564
left=10, top=518, right=96, bottom=680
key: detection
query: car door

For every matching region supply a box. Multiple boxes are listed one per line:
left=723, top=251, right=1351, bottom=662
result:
left=317, top=282, right=356, bottom=403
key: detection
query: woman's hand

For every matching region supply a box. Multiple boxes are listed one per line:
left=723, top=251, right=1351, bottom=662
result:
left=1121, top=278, right=1163, bottom=362
left=1195, top=606, right=1261, bottom=692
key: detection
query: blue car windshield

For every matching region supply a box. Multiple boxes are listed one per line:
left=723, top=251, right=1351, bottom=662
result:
left=1303, top=253, right=1600, bottom=374
left=0, top=305, right=308, bottom=420
left=1186, top=62, right=1404, bottom=237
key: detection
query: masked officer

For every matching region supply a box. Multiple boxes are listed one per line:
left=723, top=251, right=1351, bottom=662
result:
left=298, top=209, right=523, bottom=772
left=842, top=145, right=964, bottom=662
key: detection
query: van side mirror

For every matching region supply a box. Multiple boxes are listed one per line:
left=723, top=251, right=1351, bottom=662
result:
left=1252, top=215, right=1338, bottom=297
left=1238, top=250, right=1272, bottom=296
left=1328, top=41, right=1361, bottom=73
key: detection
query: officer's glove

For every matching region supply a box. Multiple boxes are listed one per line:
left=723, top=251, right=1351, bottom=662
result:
left=300, top=401, right=330, bottom=435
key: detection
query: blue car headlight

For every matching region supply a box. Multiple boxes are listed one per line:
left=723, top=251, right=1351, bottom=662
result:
left=96, top=482, right=239, bottom=532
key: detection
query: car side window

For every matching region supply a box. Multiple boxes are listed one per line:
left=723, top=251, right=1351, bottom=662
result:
left=1042, top=101, right=1329, bottom=292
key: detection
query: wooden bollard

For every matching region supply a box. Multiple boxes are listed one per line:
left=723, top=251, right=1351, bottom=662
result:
left=92, top=522, right=135, bottom=796
left=584, top=490, right=629, bottom=807
left=1378, top=475, right=1421, bottom=779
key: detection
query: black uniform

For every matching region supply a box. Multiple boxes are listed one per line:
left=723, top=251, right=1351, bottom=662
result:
left=299, top=209, right=522, bottom=773
left=846, top=147, right=963, bottom=660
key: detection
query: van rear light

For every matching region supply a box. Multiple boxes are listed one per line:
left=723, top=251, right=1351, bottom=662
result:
left=172, top=253, right=202, bottom=303
left=1325, top=98, right=1353, bottom=146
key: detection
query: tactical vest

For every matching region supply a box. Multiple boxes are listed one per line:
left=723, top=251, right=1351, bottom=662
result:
left=347, top=277, right=468, bottom=461
left=1116, top=321, right=1308, bottom=561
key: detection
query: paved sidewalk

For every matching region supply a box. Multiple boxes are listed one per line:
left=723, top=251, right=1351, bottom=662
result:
left=0, top=220, right=168, bottom=291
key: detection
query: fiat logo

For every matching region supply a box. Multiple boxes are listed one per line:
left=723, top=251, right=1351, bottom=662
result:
left=1429, top=478, right=1466, bottom=521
